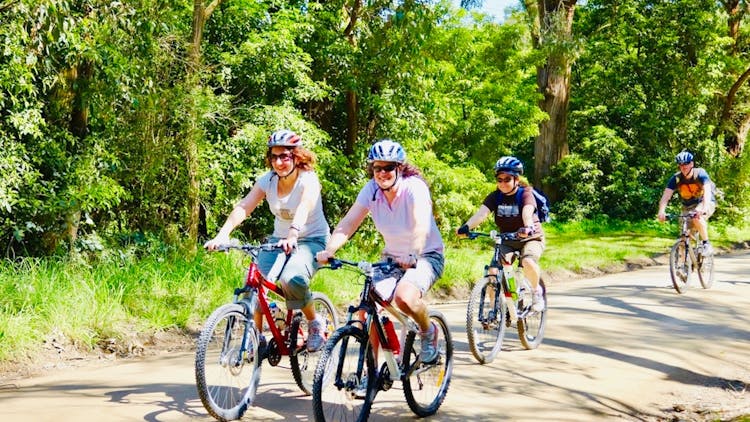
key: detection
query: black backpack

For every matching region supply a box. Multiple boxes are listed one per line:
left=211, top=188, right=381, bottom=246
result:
left=515, top=186, right=551, bottom=223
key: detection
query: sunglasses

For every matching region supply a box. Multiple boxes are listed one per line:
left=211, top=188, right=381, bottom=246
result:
left=270, top=152, right=294, bottom=162
left=496, top=176, right=514, bottom=183
left=373, top=163, right=398, bottom=173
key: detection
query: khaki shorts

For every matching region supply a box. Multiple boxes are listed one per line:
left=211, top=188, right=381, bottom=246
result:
left=684, top=201, right=716, bottom=219
left=372, top=251, right=445, bottom=300
left=499, top=238, right=545, bottom=264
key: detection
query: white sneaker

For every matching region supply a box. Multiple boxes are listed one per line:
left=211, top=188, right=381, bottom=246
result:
left=531, top=289, right=545, bottom=312
left=306, top=316, right=326, bottom=352
left=419, top=322, right=439, bottom=363
left=701, top=241, right=714, bottom=256
left=353, top=375, right=368, bottom=399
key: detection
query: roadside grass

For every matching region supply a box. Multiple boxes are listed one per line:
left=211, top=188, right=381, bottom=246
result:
left=0, top=218, right=748, bottom=366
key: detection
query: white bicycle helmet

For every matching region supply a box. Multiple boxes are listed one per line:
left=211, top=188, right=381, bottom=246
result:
left=268, top=130, right=302, bottom=148
left=675, top=150, right=694, bottom=164
left=494, top=156, right=524, bottom=176
left=367, top=139, right=406, bottom=163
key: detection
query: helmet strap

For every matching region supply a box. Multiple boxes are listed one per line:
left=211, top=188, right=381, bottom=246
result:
left=372, top=169, right=400, bottom=200
left=277, top=161, right=298, bottom=180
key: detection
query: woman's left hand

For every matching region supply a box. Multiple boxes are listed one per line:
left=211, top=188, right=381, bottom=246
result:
left=278, top=236, right=298, bottom=254
left=396, top=254, right=417, bottom=269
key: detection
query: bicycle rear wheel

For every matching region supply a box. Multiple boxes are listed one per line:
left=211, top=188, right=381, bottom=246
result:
left=697, top=251, right=715, bottom=289
left=290, top=292, right=340, bottom=395
left=669, top=241, right=692, bottom=294
left=466, top=276, right=506, bottom=364
left=517, top=279, right=547, bottom=350
left=312, top=324, right=375, bottom=422
left=195, top=303, right=261, bottom=421
left=403, top=311, right=453, bottom=417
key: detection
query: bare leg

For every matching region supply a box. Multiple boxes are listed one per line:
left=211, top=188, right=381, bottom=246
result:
left=521, top=257, right=541, bottom=290
left=393, top=282, right=430, bottom=332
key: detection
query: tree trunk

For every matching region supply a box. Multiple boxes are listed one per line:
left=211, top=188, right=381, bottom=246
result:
left=343, top=0, right=361, bottom=156
left=65, top=60, right=93, bottom=252
left=184, top=0, right=221, bottom=249
left=717, top=1, right=747, bottom=156
left=534, top=53, right=571, bottom=199
left=528, top=0, right=576, bottom=201
left=723, top=0, right=742, bottom=54
left=717, top=65, right=750, bottom=156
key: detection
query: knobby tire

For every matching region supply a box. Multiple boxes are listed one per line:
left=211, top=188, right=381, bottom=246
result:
left=289, top=292, right=340, bottom=395
left=466, top=276, right=506, bottom=364
left=312, top=325, right=376, bottom=422
left=195, top=303, right=261, bottom=421
left=403, top=311, right=453, bottom=417
left=517, top=279, right=547, bottom=350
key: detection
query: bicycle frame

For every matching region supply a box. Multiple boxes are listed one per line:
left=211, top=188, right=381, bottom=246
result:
left=224, top=245, right=302, bottom=359
left=335, top=259, right=421, bottom=382
left=237, top=258, right=298, bottom=356
left=473, top=231, right=535, bottom=320
left=676, top=213, right=701, bottom=266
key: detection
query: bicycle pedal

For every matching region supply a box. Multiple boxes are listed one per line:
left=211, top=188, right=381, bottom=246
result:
left=416, top=358, right=441, bottom=372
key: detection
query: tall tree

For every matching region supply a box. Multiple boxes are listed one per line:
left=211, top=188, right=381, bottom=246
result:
left=525, top=0, right=577, bottom=200
left=185, top=0, right=223, bottom=248
left=716, top=0, right=749, bottom=156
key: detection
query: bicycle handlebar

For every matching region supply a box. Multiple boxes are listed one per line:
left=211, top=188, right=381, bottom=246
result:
left=462, top=230, right=520, bottom=242
left=325, top=257, right=401, bottom=273
left=210, top=241, right=283, bottom=255
left=666, top=211, right=703, bottom=220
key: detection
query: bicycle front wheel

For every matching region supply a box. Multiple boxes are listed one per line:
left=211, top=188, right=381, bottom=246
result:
left=697, top=251, right=715, bottom=289
left=466, top=276, right=506, bottom=364
left=312, top=324, right=376, bottom=422
left=195, top=303, right=261, bottom=421
left=669, top=241, right=692, bottom=294
left=290, top=292, right=340, bottom=395
left=403, top=311, right=453, bottom=417
left=517, top=279, right=547, bottom=350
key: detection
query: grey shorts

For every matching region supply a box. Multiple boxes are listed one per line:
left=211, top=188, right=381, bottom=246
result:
left=372, top=251, right=444, bottom=300
left=684, top=202, right=716, bottom=219
left=499, top=238, right=545, bottom=264
left=257, top=236, right=327, bottom=310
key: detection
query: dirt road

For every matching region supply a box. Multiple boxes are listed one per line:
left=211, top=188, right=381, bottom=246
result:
left=1, top=252, right=749, bottom=421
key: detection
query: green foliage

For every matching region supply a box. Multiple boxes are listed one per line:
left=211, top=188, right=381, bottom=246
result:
left=548, top=154, right=602, bottom=220
left=0, top=0, right=747, bottom=261
left=570, top=0, right=734, bottom=220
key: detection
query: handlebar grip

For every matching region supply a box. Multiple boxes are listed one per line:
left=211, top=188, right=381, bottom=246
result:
left=327, top=258, right=343, bottom=270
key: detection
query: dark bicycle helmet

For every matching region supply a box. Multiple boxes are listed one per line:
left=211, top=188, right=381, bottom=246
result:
left=367, top=139, right=406, bottom=163
left=268, top=129, right=302, bottom=148
left=494, top=156, right=524, bottom=176
left=675, top=150, right=694, bottom=165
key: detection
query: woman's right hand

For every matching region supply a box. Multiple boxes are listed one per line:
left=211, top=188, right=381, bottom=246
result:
left=204, top=234, right=230, bottom=251
left=316, top=250, right=334, bottom=265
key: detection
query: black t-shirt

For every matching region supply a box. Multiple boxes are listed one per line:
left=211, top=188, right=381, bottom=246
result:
left=482, top=187, right=538, bottom=233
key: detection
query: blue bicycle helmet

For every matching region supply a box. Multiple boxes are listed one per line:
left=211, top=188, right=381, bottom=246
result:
left=367, top=139, right=406, bottom=163
left=268, top=130, right=302, bottom=148
left=675, top=151, right=694, bottom=164
left=494, top=156, right=524, bottom=176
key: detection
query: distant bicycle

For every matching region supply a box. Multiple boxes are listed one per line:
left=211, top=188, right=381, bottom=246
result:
left=195, top=242, right=339, bottom=421
left=311, top=257, right=453, bottom=421
left=668, top=212, right=714, bottom=294
left=463, top=230, right=547, bottom=364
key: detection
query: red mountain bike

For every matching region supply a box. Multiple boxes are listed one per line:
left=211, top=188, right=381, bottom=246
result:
left=195, top=242, right=339, bottom=421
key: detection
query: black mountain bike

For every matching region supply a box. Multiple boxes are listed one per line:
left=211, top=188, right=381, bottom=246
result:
left=463, top=230, right=547, bottom=364
left=668, top=211, right=715, bottom=294
left=311, top=257, right=453, bottom=421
